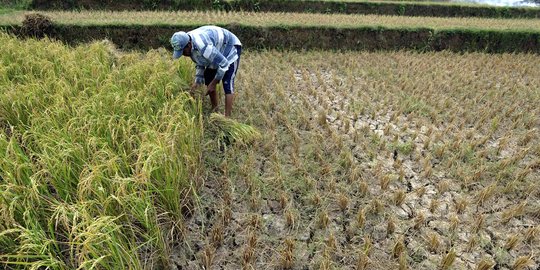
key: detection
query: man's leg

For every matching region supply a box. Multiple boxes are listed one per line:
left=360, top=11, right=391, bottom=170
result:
left=222, top=55, right=240, bottom=117
left=204, top=68, right=219, bottom=111
left=209, top=90, right=219, bottom=112
left=225, top=93, right=234, bottom=117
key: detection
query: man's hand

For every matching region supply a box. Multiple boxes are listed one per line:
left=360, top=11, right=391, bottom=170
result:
left=191, top=82, right=201, bottom=92
left=205, top=80, right=218, bottom=96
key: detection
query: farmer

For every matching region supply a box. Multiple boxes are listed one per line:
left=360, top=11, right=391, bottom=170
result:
left=171, top=25, right=242, bottom=117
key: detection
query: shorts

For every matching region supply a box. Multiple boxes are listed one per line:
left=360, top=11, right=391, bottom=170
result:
left=204, top=45, right=242, bottom=95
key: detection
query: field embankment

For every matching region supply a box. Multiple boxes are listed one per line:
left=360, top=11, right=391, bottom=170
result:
left=1, top=10, right=539, bottom=53
left=0, top=34, right=203, bottom=269
left=27, top=0, right=540, bottom=19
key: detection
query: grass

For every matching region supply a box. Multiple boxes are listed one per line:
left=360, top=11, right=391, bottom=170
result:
left=0, top=9, right=16, bottom=15
left=0, top=10, right=539, bottom=32
left=0, top=0, right=32, bottom=10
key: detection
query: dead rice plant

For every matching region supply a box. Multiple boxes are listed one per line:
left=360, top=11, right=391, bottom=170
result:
left=429, top=199, right=440, bottom=214
left=524, top=226, right=539, bottom=243
left=356, top=251, right=370, bottom=270
left=200, top=245, right=215, bottom=269
left=504, top=234, right=521, bottom=251
left=413, top=212, right=426, bottom=230
left=426, top=232, right=441, bottom=253
left=387, top=216, right=396, bottom=236
left=512, top=255, right=533, bottom=270
left=471, top=214, right=485, bottom=233
left=280, top=238, right=295, bottom=270
left=475, top=183, right=497, bottom=206
left=393, top=189, right=407, bottom=206
left=476, top=258, right=495, bottom=270
left=440, top=249, right=456, bottom=270
left=357, top=208, right=366, bottom=229
left=399, top=251, right=409, bottom=270
left=502, top=201, right=526, bottom=224
left=392, top=236, right=405, bottom=258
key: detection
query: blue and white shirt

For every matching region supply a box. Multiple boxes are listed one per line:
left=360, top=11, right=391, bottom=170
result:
left=187, top=26, right=242, bottom=84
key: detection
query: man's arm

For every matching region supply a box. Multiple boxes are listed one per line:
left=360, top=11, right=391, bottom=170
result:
left=201, top=45, right=230, bottom=94
left=194, top=65, right=205, bottom=85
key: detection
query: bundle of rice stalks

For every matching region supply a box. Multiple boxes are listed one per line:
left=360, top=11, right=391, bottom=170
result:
left=209, top=113, right=261, bottom=146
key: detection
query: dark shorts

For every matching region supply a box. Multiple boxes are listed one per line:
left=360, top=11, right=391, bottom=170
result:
left=204, top=45, right=242, bottom=95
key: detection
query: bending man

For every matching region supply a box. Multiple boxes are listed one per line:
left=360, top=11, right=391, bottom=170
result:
left=171, top=25, right=242, bottom=117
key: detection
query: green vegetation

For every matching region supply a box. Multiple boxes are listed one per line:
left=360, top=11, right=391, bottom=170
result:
left=0, top=8, right=15, bottom=15
left=0, top=0, right=32, bottom=10
left=0, top=33, right=203, bottom=269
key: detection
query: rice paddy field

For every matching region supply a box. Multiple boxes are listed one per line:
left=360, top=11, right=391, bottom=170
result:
left=1, top=0, right=540, bottom=269
left=1, top=32, right=539, bottom=269
left=190, top=48, right=540, bottom=270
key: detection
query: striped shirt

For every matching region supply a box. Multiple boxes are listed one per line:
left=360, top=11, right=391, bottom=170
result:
left=187, top=26, right=242, bottom=84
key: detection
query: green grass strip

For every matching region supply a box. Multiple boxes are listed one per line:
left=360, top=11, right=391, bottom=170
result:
left=29, top=0, right=540, bottom=18
left=1, top=10, right=539, bottom=32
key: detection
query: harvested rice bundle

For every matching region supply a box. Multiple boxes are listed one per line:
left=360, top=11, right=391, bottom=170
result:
left=209, top=113, right=261, bottom=145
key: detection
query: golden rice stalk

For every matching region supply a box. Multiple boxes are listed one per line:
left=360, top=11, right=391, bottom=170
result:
left=416, top=186, right=426, bottom=197
left=392, top=236, right=405, bottom=258
left=512, top=255, right=533, bottom=270
left=280, top=192, right=289, bottom=210
left=399, top=251, right=409, bottom=270
left=319, top=211, right=329, bottom=229
left=455, top=197, right=468, bottom=214
left=501, top=201, right=526, bottom=224
left=380, top=174, right=391, bottom=190
left=504, top=234, right=520, bottom=251
left=280, top=238, right=295, bottom=270
left=211, top=224, right=224, bottom=247
left=413, top=212, right=425, bottom=230
left=200, top=245, right=215, bottom=269
left=475, top=183, right=497, bottom=207
left=387, top=216, right=396, bottom=236
left=476, top=258, right=495, bottom=270
left=363, top=235, right=373, bottom=255
left=426, top=232, right=440, bottom=253
left=327, top=232, right=337, bottom=251
left=524, top=226, right=539, bottom=243
left=437, top=180, right=450, bottom=195
left=440, top=249, right=456, bottom=270
left=370, top=198, right=384, bottom=215
left=338, top=193, right=349, bottom=212
left=393, top=190, right=407, bottom=206
left=359, top=181, right=369, bottom=197
left=357, top=251, right=370, bottom=270
left=449, top=215, right=459, bottom=233
left=357, top=208, right=366, bottom=229
left=429, top=199, right=440, bottom=214
left=466, top=236, right=478, bottom=253
left=285, top=208, right=296, bottom=228
left=472, top=214, right=485, bottom=233
left=209, top=113, right=261, bottom=145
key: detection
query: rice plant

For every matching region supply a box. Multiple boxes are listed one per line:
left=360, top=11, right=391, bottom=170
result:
left=0, top=34, right=202, bottom=269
